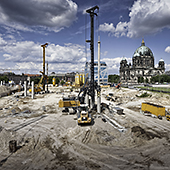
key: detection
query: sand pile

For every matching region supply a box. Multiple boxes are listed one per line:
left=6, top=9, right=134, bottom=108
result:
left=0, top=126, right=15, bottom=149
left=0, top=86, right=10, bottom=97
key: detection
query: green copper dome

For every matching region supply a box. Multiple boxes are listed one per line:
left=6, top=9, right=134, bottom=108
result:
left=133, top=39, right=153, bottom=58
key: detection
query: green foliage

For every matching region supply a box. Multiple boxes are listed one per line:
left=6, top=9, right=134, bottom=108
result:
left=30, top=77, right=41, bottom=84
left=47, top=76, right=60, bottom=84
left=136, top=92, right=151, bottom=98
left=55, top=77, right=60, bottom=84
left=60, top=80, right=65, bottom=86
left=108, top=74, right=120, bottom=83
left=138, top=76, right=144, bottom=83
left=48, top=76, right=53, bottom=84
left=0, top=75, right=9, bottom=83
left=145, top=77, right=149, bottom=83
left=150, top=74, right=170, bottom=83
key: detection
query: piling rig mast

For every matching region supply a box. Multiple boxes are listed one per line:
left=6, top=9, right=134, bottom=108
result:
left=41, top=43, right=48, bottom=91
left=78, top=6, right=100, bottom=109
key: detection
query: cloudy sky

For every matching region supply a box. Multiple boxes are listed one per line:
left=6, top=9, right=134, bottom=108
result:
left=0, top=0, right=170, bottom=75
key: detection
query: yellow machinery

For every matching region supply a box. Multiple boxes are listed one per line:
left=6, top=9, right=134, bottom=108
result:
left=141, top=102, right=165, bottom=117
left=75, top=73, right=80, bottom=85
left=65, top=81, right=71, bottom=86
left=77, top=111, right=92, bottom=125
left=59, top=96, right=80, bottom=109
left=166, top=109, right=170, bottom=121
left=75, top=73, right=85, bottom=87
left=166, top=115, right=170, bottom=121
left=29, top=75, right=47, bottom=93
left=77, top=104, right=92, bottom=125
left=52, top=77, right=56, bottom=87
left=29, top=76, right=43, bottom=93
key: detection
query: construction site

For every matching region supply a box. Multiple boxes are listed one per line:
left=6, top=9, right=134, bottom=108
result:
left=0, top=5, right=170, bottom=170
left=0, top=83, right=170, bottom=170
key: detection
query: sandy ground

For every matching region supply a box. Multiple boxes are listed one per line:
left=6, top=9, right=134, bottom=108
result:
left=0, top=86, right=170, bottom=170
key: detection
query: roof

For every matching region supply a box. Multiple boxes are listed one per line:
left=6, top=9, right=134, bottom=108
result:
left=159, top=58, right=164, bottom=62
left=133, top=39, right=153, bottom=58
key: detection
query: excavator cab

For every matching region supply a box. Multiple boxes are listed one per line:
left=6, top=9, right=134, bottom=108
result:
left=77, top=104, right=92, bottom=125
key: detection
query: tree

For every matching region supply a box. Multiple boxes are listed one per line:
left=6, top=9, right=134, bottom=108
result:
left=47, top=76, right=60, bottom=85
left=0, top=75, right=9, bottom=83
left=60, top=80, right=65, bottom=86
left=30, top=77, right=41, bottom=84
left=48, top=76, right=53, bottom=84
left=108, top=74, right=120, bottom=83
left=145, top=77, right=149, bottom=83
left=56, top=77, right=60, bottom=84
left=150, top=74, right=170, bottom=83
left=138, top=76, right=144, bottom=83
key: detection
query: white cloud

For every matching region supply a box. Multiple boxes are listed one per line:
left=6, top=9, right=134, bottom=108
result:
left=115, top=22, right=128, bottom=37
left=0, top=0, right=78, bottom=32
left=99, top=23, right=115, bottom=35
left=99, top=0, right=170, bottom=38
left=165, top=46, right=170, bottom=53
left=0, top=36, right=87, bottom=74
left=101, top=57, right=131, bottom=74
left=0, top=37, right=7, bottom=46
left=102, top=51, right=108, bottom=56
left=165, top=63, right=170, bottom=71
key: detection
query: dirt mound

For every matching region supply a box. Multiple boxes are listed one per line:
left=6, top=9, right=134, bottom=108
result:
left=0, top=86, right=10, bottom=97
left=0, top=127, right=15, bottom=149
left=131, top=126, right=161, bottom=140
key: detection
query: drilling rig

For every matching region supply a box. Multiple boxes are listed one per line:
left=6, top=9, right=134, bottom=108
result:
left=58, top=6, right=101, bottom=125
left=76, top=6, right=101, bottom=125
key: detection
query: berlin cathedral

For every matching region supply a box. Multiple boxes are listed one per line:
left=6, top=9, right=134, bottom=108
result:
left=119, top=39, right=165, bottom=84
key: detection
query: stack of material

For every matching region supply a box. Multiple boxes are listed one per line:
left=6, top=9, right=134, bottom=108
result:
left=109, top=104, right=124, bottom=115
left=113, top=107, right=124, bottom=114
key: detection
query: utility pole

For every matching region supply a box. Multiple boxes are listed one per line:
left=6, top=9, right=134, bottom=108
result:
left=41, top=43, right=48, bottom=91
left=47, top=62, right=48, bottom=92
left=98, top=36, right=101, bottom=86
left=86, top=5, right=99, bottom=108
left=97, top=36, right=101, bottom=114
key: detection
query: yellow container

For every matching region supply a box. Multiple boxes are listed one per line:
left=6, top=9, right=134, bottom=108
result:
left=141, top=102, right=165, bottom=117
left=52, top=77, right=56, bottom=86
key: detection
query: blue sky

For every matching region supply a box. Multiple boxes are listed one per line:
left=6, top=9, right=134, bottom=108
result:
left=0, top=0, right=170, bottom=75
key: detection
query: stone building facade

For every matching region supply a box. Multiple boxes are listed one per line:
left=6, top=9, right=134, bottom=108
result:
left=119, top=39, right=165, bottom=84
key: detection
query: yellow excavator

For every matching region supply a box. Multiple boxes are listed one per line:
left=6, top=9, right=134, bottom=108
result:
left=29, top=74, right=48, bottom=93
left=77, top=104, right=92, bottom=125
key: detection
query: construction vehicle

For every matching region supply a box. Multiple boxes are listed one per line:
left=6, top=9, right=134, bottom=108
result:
left=166, top=109, right=170, bottom=121
left=58, top=6, right=99, bottom=126
left=166, top=114, right=170, bottom=121
left=65, top=81, right=71, bottom=86
left=105, top=93, right=116, bottom=101
left=58, top=95, right=80, bottom=112
left=115, top=82, right=121, bottom=89
left=29, top=74, right=48, bottom=93
left=77, top=104, right=92, bottom=125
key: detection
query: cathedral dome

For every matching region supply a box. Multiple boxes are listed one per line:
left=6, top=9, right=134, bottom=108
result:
left=133, top=39, right=153, bottom=58
left=120, top=57, right=127, bottom=63
left=159, top=58, right=164, bottom=62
